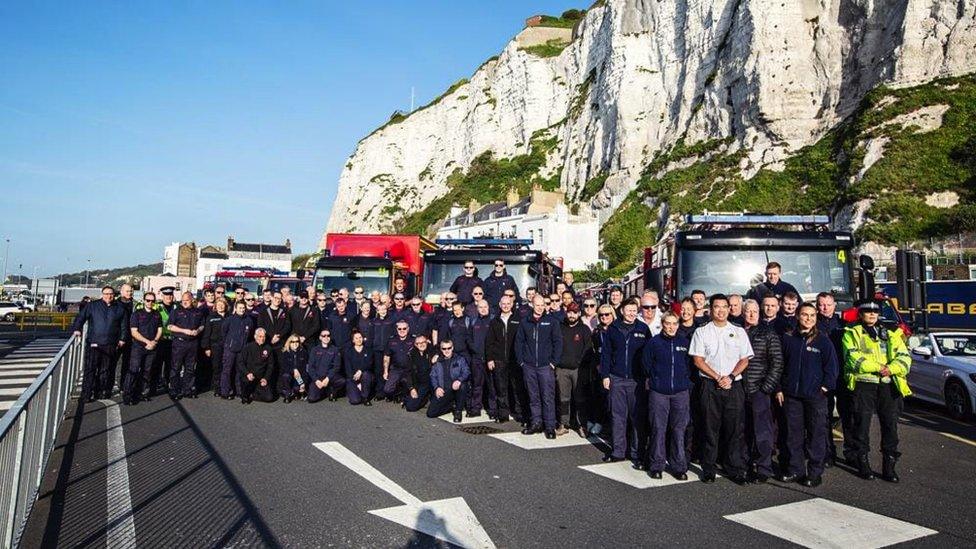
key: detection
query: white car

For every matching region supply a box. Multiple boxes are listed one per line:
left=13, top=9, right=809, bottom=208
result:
left=907, top=332, right=976, bottom=420
left=0, top=301, right=30, bottom=322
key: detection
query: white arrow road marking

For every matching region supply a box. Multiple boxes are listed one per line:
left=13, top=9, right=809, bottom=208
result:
left=313, top=442, right=496, bottom=549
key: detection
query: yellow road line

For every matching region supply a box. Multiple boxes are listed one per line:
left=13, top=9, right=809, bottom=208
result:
left=940, top=432, right=976, bottom=448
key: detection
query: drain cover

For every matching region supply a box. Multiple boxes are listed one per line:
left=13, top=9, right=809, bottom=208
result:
left=457, top=425, right=502, bottom=435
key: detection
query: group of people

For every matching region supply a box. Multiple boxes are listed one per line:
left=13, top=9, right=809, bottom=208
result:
left=71, top=260, right=911, bottom=486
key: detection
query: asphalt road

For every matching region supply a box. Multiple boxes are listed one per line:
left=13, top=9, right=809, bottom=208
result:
left=20, top=388, right=976, bottom=548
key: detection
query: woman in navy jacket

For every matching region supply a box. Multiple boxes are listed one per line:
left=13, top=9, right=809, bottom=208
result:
left=344, top=331, right=374, bottom=405
left=279, top=335, right=309, bottom=403
left=777, top=302, right=839, bottom=487
left=642, top=312, right=693, bottom=480
left=219, top=301, right=255, bottom=398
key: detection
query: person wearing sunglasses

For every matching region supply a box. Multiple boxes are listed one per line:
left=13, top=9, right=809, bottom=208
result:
left=483, top=259, right=519, bottom=315
left=581, top=300, right=599, bottom=331
left=464, top=287, right=487, bottom=320
left=404, top=335, right=435, bottom=412
left=343, top=330, right=374, bottom=405
left=638, top=291, right=662, bottom=336
left=426, top=340, right=471, bottom=423
left=515, top=295, right=562, bottom=439
left=326, top=298, right=353, bottom=350
left=380, top=321, right=414, bottom=401
left=450, top=262, right=483, bottom=306
left=220, top=300, right=255, bottom=399
left=307, top=329, right=345, bottom=403
left=124, top=292, right=162, bottom=405
left=390, top=293, right=409, bottom=324
left=404, top=298, right=431, bottom=340
left=547, top=293, right=566, bottom=323
left=280, top=335, right=309, bottom=403
left=289, top=293, right=321, bottom=346
left=586, top=305, right=616, bottom=435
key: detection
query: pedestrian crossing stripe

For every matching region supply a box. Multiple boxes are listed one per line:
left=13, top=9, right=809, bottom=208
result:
left=0, top=370, right=48, bottom=377
left=487, top=430, right=609, bottom=450
left=725, top=498, right=937, bottom=548
left=578, top=461, right=710, bottom=488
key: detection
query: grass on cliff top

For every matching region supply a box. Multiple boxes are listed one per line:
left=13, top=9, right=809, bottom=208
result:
left=397, top=132, right=561, bottom=236
left=534, top=11, right=585, bottom=29
left=521, top=39, right=571, bottom=58
left=599, top=73, right=976, bottom=272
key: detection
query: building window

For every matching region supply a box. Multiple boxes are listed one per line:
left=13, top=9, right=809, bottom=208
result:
left=538, top=228, right=543, bottom=244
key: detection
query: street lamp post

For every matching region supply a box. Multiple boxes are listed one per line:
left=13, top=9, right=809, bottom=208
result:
left=2, top=238, right=9, bottom=285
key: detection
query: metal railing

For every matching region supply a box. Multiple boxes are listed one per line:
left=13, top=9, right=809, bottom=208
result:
left=0, top=333, right=84, bottom=547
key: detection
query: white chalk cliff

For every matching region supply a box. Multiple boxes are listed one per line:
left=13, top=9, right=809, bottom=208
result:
left=326, top=0, right=976, bottom=235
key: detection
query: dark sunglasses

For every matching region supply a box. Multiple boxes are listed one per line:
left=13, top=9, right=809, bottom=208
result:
left=463, top=266, right=474, bottom=270
left=144, top=299, right=156, bottom=303
left=641, top=305, right=655, bottom=310
left=494, top=263, right=504, bottom=267
left=397, top=327, right=409, bottom=331
left=320, top=334, right=331, bottom=338
left=599, top=313, right=613, bottom=318
left=441, top=346, right=453, bottom=351
left=584, top=303, right=596, bottom=308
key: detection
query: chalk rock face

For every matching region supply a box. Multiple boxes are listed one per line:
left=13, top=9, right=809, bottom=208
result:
left=326, top=0, right=976, bottom=235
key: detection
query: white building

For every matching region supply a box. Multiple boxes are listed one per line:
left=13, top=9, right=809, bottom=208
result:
left=435, top=188, right=600, bottom=270
left=194, top=237, right=292, bottom=289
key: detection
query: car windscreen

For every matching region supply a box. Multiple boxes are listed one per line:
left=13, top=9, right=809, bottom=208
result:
left=313, top=267, right=389, bottom=295
left=934, top=335, right=976, bottom=356
left=678, top=248, right=852, bottom=300
left=423, top=262, right=533, bottom=299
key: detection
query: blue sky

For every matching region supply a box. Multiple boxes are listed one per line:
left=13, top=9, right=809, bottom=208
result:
left=0, top=1, right=578, bottom=278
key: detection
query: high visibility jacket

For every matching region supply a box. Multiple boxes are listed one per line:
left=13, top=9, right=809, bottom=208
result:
left=841, top=323, right=912, bottom=396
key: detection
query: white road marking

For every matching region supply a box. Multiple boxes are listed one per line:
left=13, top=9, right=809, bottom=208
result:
left=314, top=442, right=495, bottom=548
left=0, top=388, right=31, bottom=396
left=578, top=461, right=706, bottom=488
left=488, top=431, right=608, bottom=450
left=0, top=358, right=55, bottom=364
left=100, top=399, right=136, bottom=548
left=0, top=369, right=48, bottom=376
left=940, top=432, right=976, bottom=448
left=438, top=413, right=495, bottom=425
left=725, top=498, right=937, bottom=548
left=0, top=401, right=14, bottom=411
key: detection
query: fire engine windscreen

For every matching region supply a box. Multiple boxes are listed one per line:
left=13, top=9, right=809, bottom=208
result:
left=313, top=267, right=390, bottom=295
left=423, top=262, right=534, bottom=299
left=679, top=249, right=852, bottom=300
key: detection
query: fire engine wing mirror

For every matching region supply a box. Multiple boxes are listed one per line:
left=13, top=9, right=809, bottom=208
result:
left=296, top=269, right=306, bottom=280
left=528, top=265, right=540, bottom=277
left=345, top=271, right=359, bottom=280
left=859, top=254, right=875, bottom=271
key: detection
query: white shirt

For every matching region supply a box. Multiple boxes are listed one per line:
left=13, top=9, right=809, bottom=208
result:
left=688, top=321, right=754, bottom=380
left=639, top=313, right=662, bottom=336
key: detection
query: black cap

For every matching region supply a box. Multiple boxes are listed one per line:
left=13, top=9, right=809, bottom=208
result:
left=855, top=299, right=881, bottom=312
left=159, top=286, right=176, bottom=296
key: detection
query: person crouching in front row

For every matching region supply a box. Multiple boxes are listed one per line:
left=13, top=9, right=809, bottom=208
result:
left=307, top=329, right=345, bottom=402
left=279, top=335, right=308, bottom=403
left=343, top=330, right=374, bottom=405
left=238, top=328, right=276, bottom=404
left=404, top=335, right=435, bottom=412
left=426, top=339, right=470, bottom=422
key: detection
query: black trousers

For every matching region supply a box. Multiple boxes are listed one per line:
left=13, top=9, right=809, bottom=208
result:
left=116, top=342, right=132, bottom=394
left=851, top=381, right=903, bottom=458
left=81, top=344, right=117, bottom=400
left=491, top=360, right=511, bottom=418
left=241, top=376, right=276, bottom=402
left=507, top=362, right=530, bottom=422
left=700, top=379, right=746, bottom=476
left=208, top=347, right=224, bottom=393
left=150, top=339, right=172, bottom=393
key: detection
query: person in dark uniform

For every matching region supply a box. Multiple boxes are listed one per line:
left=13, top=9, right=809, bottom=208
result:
left=125, top=292, right=161, bottom=405
left=586, top=305, right=616, bottom=436
left=483, top=259, right=519, bottom=314
left=115, top=283, right=135, bottom=396
left=344, top=331, right=374, bottom=405
left=515, top=295, right=563, bottom=439
left=842, top=299, right=912, bottom=482
left=450, top=261, right=483, bottom=306
left=742, top=298, right=783, bottom=483
left=381, top=321, right=414, bottom=400
left=468, top=300, right=494, bottom=418
left=256, top=291, right=291, bottom=356
left=447, top=301, right=473, bottom=366
left=393, top=276, right=413, bottom=301
left=727, top=294, right=744, bottom=327
left=777, top=302, right=838, bottom=487
left=326, top=298, right=354, bottom=350
left=430, top=293, right=454, bottom=345
left=279, top=335, right=309, bottom=402
left=289, top=293, right=320, bottom=346
left=426, top=339, right=471, bottom=422
left=600, top=301, right=650, bottom=464
left=404, top=335, right=435, bottom=412
left=816, top=292, right=848, bottom=466
left=557, top=302, right=592, bottom=437
left=403, top=297, right=431, bottom=339
left=202, top=298, right=229, bottom=396
left=643, top=312, right=693, bottom=480
left=354, top=301, right=374, bottom=348
left=168, top=291, right=206, bottom=399
left=485, top=295, right=521, bottom=424
left=747, top=261, right=800, bottom=303
left=239, top=328, right=276, bottom=404
left=72, top=286, right=128, bottom=402
left=390, top=293, right=409, bottom=324
left=777, top=291, right=800, bottom=334
left=220, top=301, right=254, bottom=399
left=152, top=286, right=177, bottom=395
left=307, top=329, right=344, bottom=402
left=370, top=303, right=396, bottom=393
left=676, top=298, right=700, bottom=340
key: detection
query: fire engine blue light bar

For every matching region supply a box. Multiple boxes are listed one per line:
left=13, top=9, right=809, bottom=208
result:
left=435, top=239, right=534, bottom=246
left=686, top=214, right=830, bottom=225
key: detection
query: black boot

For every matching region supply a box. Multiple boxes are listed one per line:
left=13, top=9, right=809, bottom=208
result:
left=882, top=455, right=899, bottom=483
left=856, top=455, right=875, bottom=480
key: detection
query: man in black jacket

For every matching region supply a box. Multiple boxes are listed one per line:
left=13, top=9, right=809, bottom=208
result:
left=404, top=335, right=435, bottom=412
left=557, top=303, right=592, bottom=437
left=256, top=291, right=291, bottom=353
left=238, top=328, right=276, bottom=403
left=72, top=286, right=129, bottom=402
left=289, top=293, right=320, bottom=345
left=742, top=298, right=784, bottom=482
left=485, top=295, right=522, bottom=424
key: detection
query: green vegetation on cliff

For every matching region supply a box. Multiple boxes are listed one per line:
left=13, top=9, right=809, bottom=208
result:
left=600, top=73, right=976, bottom=272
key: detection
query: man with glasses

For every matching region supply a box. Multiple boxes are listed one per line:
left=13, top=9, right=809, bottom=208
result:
left=486, top=295, right=521, bottom=424
left=327, top=298, right=354, bottom=349
left=547, top=293, right=566, bottom=323
left=464, top=286, right=488, bottom=320
left=168, top=291, right=207, bottom=400
left=289, top=293, right=321, bottom=345
left=124, top=291, right=161, bottom=405
left=257, top=291, right=291, bottom=355
left=404, top=297, right=431, bottom=339
left=450, top=261, right=484, bottom=306
left=468, top=300, right=495, bottom=418
left=381, top=320, right=414, bottom=401
left=638, top=291, right=662, bottom=336
left=404, top=335, right=435, bottom=412
left=390, top=293, right=409, bottom=324
left=307, top=329, right=345, bottom=402
left=515, top=295, right=563, bottom=438
left=483, top=259, right=519, bottom=314
left=427, top=340, right=471, bottom=423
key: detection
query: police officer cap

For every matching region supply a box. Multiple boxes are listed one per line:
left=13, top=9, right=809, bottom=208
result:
left=159, top=286, right=176, bottom=296
left=855, top=299, right=881, bottom=312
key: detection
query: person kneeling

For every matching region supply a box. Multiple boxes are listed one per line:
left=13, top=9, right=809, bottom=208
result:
left=279, top=335, right=308, bottom=403
left=344, top=331, right=374, bottom=405
left=307, top=329, right=345, bottom=403
left=238, top=328, right=277, bottom=404
left=404, top=335, right=435, bottom=412
left=426, top=339, right=470, bottom=422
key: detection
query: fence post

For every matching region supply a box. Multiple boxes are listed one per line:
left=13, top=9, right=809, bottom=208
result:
left=3, top=414, right=26, bottom=549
